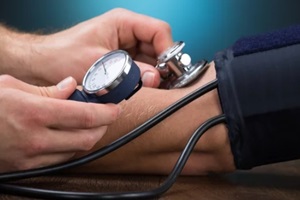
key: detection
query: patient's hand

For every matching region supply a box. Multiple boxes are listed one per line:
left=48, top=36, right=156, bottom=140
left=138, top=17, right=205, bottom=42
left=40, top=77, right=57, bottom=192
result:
left=73, top=62, right=236, bottom=175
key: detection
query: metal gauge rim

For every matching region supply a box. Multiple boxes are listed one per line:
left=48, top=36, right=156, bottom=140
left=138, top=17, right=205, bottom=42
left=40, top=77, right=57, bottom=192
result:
left=158, top=41, right=185, bottom=63
left=170, top=60, right=208, bottom=88
left=82, top=50, right=132, bottom=95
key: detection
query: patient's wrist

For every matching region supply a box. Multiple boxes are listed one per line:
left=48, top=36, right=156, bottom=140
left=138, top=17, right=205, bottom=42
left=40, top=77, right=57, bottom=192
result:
left=177, top=61, right=236, bottom=173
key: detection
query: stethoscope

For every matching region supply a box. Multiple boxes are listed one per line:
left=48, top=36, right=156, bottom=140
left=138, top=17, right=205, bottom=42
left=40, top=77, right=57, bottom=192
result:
left=0, top=42, right=225, bottom=199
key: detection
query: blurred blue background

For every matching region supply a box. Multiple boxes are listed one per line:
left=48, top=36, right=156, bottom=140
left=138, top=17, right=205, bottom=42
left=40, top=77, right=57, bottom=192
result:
left=0, top=0, right=300, bottom=61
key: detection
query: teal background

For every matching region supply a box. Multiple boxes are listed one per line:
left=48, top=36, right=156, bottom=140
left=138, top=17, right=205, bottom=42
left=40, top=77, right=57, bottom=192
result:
left=0, top=0, right=300, bottom=60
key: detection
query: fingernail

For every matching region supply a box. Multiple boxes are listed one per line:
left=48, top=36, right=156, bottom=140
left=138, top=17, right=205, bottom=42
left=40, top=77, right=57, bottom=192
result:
left=57, top=76, right=73, bottom=90
left=142, top=72, right=155, bottom=87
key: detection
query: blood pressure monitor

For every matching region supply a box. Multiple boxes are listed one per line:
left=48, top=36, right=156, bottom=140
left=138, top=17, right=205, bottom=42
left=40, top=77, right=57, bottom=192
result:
left=69, top=41, right=207, bottom=104
left=69, top=50, right=142, bottom=104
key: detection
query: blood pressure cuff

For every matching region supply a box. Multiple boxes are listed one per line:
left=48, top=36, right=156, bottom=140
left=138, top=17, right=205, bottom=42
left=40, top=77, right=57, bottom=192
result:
left=214, top=25, right=300, bottom=169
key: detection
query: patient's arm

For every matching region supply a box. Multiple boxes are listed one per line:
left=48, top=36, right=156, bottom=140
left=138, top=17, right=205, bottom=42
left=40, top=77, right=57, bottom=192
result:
left=73, top=62, right=235, bottom=175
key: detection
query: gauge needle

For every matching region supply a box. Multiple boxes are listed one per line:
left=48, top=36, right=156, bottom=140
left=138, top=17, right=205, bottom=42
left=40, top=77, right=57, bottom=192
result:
left=103, top=62, right=107, bottom=75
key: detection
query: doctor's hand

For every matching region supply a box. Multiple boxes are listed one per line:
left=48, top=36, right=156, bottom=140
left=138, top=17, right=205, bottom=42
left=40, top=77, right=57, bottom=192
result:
left=0, top=75, right=121, bottom=173
left=0, top=8, right=173, bottom=87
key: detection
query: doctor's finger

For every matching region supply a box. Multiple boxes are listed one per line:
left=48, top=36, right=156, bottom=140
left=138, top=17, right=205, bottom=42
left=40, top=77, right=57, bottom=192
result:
left=108, top=8, right=173, bottom=55
left=34, top=126, right=108, bottom=154
left=17, top=152, right=75, bottom=171
left=0, top=75, right=77, bottom=99
left=135, top=61, right=161, bottom=88
left=42, top=99, right=121, bottom=129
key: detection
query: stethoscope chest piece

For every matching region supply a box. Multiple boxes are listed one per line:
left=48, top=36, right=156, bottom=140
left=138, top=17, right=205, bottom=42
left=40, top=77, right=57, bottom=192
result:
left=156, top=41, right=208, bottom=89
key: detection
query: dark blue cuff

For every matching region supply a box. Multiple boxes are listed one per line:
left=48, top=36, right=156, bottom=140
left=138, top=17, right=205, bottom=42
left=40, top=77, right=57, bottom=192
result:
left=233, top=25, right=300, bottom=56
left=215, top=25, right=300, bottom=169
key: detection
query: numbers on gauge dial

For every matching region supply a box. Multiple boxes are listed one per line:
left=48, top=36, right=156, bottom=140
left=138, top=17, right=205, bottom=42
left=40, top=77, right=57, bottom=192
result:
left=85, top=52, right=126, bottom=92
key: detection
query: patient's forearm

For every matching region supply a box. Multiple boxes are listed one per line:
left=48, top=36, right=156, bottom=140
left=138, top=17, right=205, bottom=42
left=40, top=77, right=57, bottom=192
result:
left=73, top=63, right=235, bottom=175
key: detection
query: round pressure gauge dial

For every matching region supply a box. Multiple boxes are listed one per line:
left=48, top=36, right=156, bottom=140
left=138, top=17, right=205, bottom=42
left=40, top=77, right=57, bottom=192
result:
left=69, top=50, right=142, bottom=104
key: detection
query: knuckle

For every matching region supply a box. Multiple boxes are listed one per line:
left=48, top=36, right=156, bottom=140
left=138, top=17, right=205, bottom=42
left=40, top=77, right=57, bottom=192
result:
left=112, top=8, right=126, bottom=13
left=82, top=108, right=96, bottom=128
left=158, top=21, right=172, bottom=33
left=80, top=134, right=98, bottom=151
left=38, top=86, right=52, bottom=97
left=22, top=106, right=48, bottom=126
left=104, top=8, right=128, bottom=20
left=23, top=137, right=47, bottom=156
left=79, top=127, right=107, bottom=151
left=107, top=106, right=120, bottom=122
left=111, top=8, right=127, bottom=14
left=0, top=74, right=15, bottom=87
left=11, top=156, right=37, bottom=171
left=16, top=161, right=35, bottom=171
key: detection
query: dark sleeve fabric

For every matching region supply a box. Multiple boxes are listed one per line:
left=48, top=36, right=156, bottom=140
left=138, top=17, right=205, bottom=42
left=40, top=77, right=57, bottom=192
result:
left=214, top=25, right=300, bottom=169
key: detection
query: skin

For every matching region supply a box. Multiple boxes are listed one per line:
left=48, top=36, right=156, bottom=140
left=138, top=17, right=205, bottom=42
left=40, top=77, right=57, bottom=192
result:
left=73, top=63, right=236, bottom=175
left=0, top=75, right=121, bottom=172
left=0, top=8, right=174, bottom=173
left=0, top=8, right=172, bottom=87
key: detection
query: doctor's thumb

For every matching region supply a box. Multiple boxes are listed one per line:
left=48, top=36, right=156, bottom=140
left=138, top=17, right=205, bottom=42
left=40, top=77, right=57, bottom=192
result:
left=42, top=76, right=77, bottom=99
left=135, top=61, right=161, bottom=88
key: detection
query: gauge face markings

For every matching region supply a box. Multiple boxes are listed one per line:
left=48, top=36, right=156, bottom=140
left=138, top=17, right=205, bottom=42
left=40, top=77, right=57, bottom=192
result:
left=84, top=52, right=127, bottom=92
